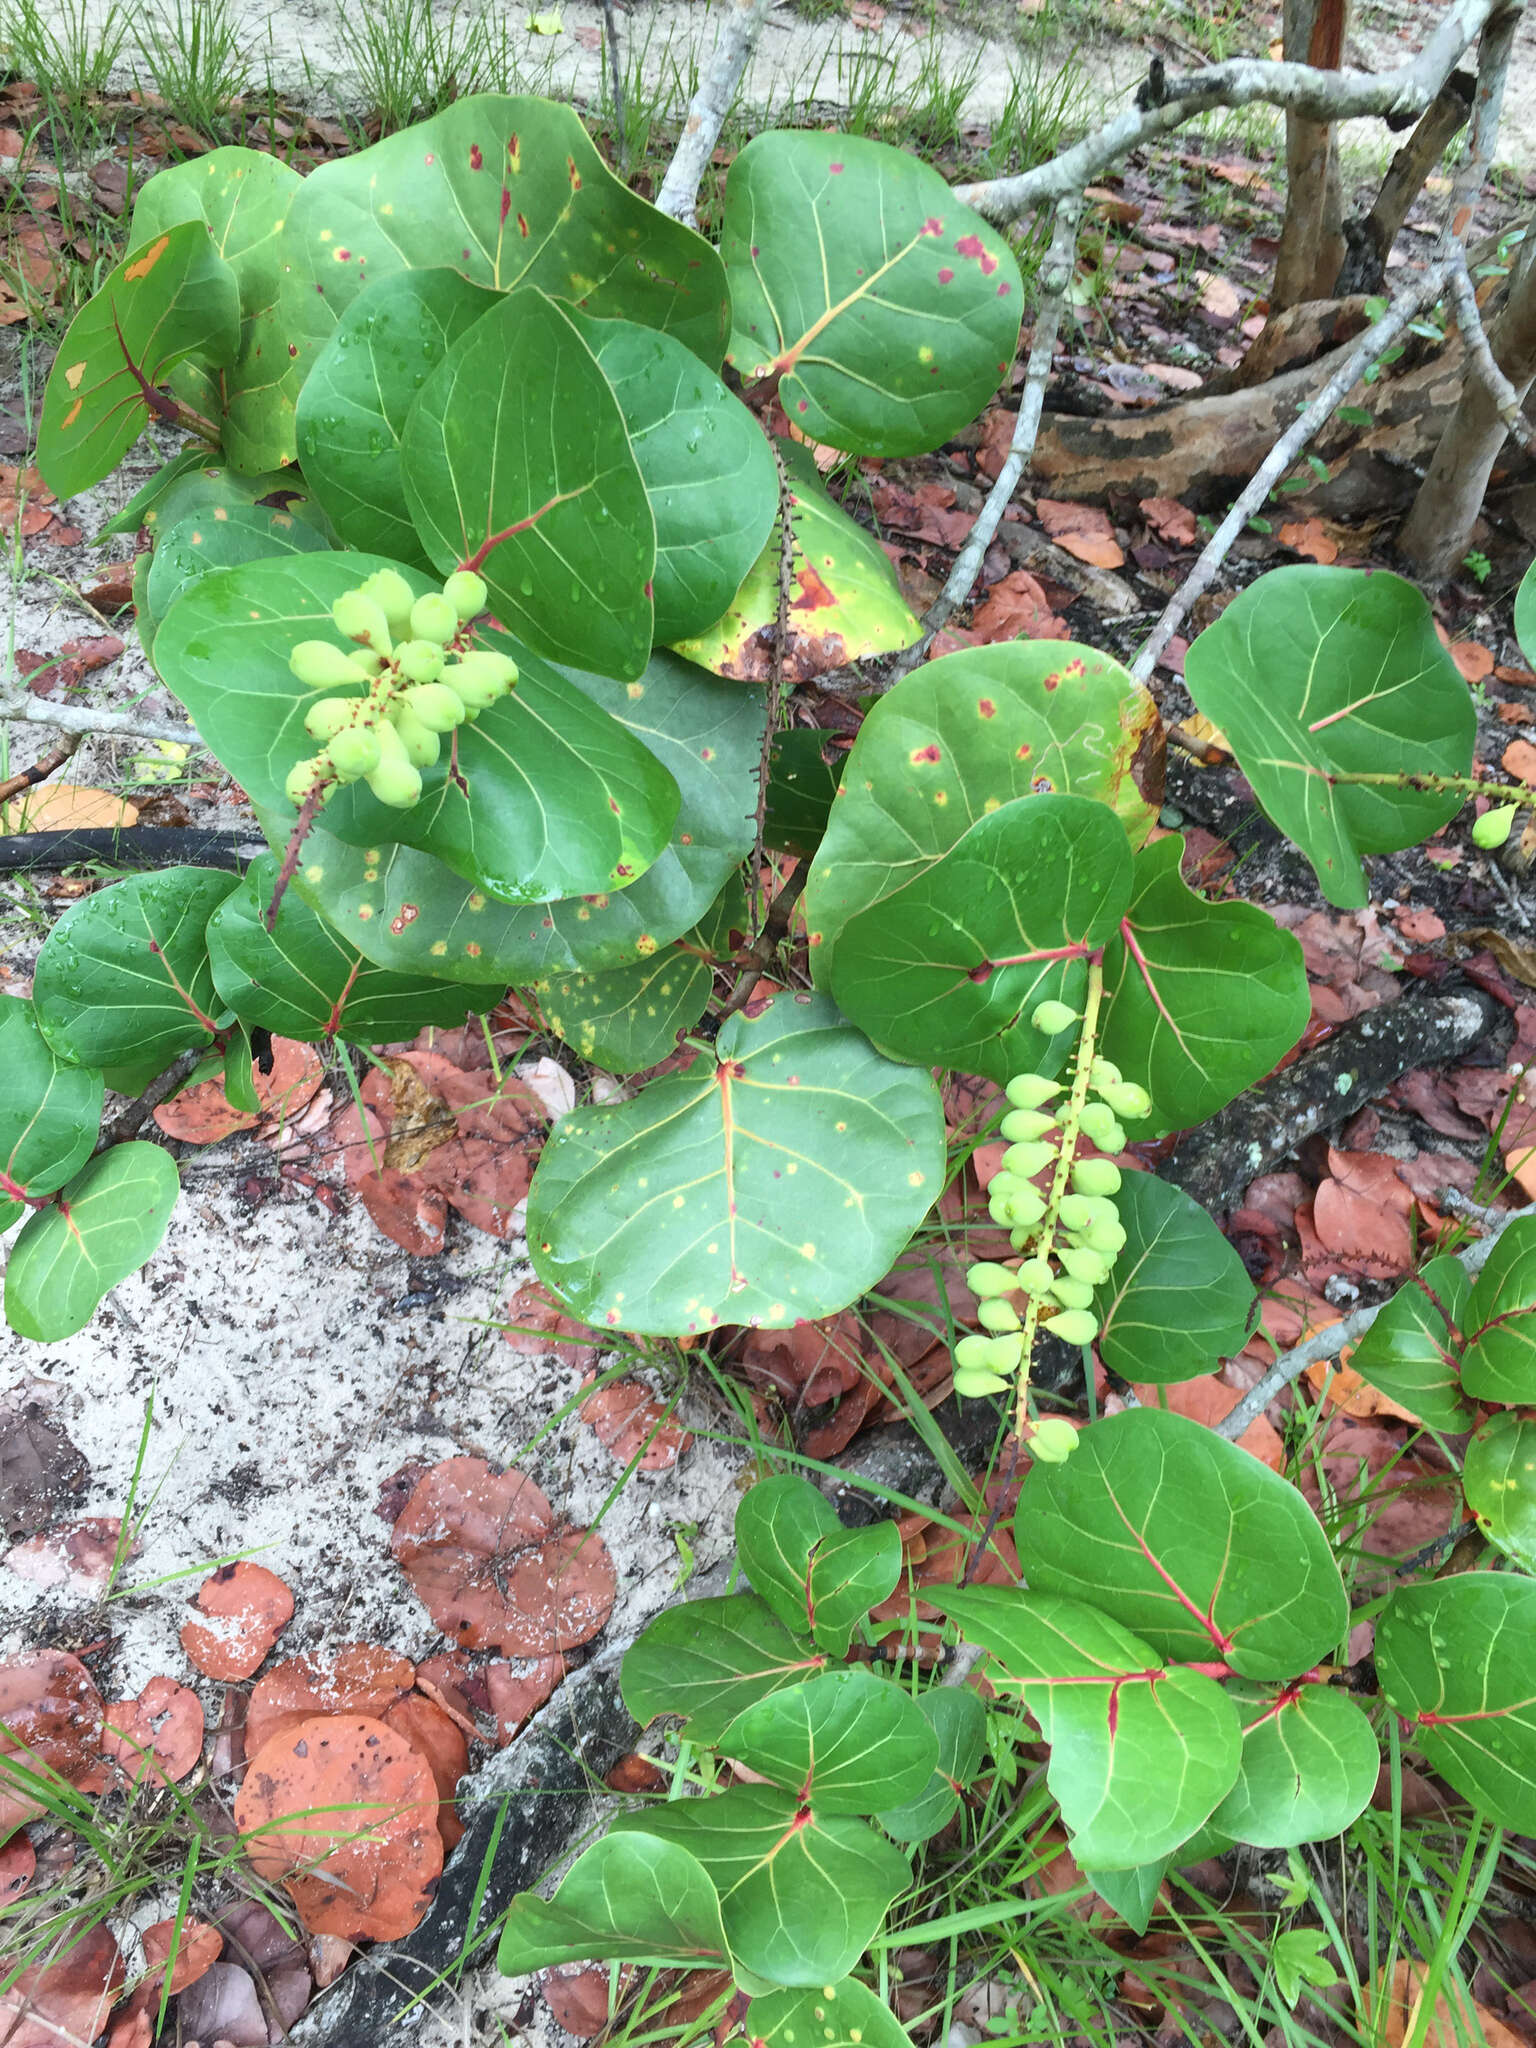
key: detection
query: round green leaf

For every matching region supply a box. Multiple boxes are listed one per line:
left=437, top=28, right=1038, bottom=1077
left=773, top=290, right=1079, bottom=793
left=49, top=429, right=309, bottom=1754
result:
left=1348, top=1257, right=1474, bottom=1433
left=1014, top=1408, right=1347, bottom=1681
left=527, top=992, right=945, bottom=1334
left=32, top=868, right=239, bottom=1071
left=722, top=131, right=1022, bottom=458
left=750, top=1979, right=913, bottom=2048
left=875, top=1687, right=988, bottom=1844
left=143, top=503, right=331, bottom=651
left=804, top=640, right=1160, bottom=986
left=0, top=996, right=103, bottom=1201
left=671, top=440, right=919, bottom=683
left=401, top=287, right=655, bottom=680
left=1459, top=1216, right=1536, bottom=1404
left=610, top=1785, right=911, bottom=1987
left=1517, top=559, right=1536, bottom=669
left=1464, top=1412, right=1536, bottom=1571
left=153, top=552, right=679, bottom=905
left=137, top=459, right=335, bottom=542
left=723, top=1669, right=937, bottom=1814
left=735, top=1473, right=843, bottom=1639
left=1099, top=836, right=1309, bottom=1136
left=1378, top=1573, right=1536, bottom=1831
left=1182, top=565, right=1476, bottom=910
left=1207, top=1683, right=1378, bottom=1848
left=806, top=1523, right=902, bottom=1659
left=127, top=146, right=304, bottom=473
left=295, top=268, right=498, bottom=566
left=280, top=649, right=764, bottom=983
left=569, top=309, right=779, bottom=643
left=831, top=793, right=1132, bottom=1084
left=934, top=1585, right=1241, bottom=1869
left=37, top=221, right=241, bottom=500
left=4, top=1143, right=180, bottom=1342
left=207, top=855, right=495, bottom=1042
left=497, top=1833, right=729, bottom=1976
left=1093, top=1172, right=1255, bottom=1384
left=529, top=948, right=712, bottom=1074
left=622, top=1594, right=827, bottom=1744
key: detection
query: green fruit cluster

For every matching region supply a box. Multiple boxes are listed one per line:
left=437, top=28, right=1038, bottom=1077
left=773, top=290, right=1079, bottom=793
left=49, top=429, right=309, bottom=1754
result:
left=283, top=567, right=517, bottom=810
left=952, top=1005, right=1151, bottom=1412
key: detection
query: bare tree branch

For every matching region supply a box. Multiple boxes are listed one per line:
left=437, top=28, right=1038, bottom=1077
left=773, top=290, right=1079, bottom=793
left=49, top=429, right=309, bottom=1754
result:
left=1442, top=0, right=1522, bottom=242
left=1215, top=1200, right=1532, bottom=1442
left=655, top=0, right=774, bottom=224
left=601, top=0, right=628, bottom=177
left=1129, top=256, right=1453, bottom=683
left=953, top=0, right=1500, bottom=224
left=0, top=686, right=201, bottom=748
left=1446, top=246, right=1536, bottom=452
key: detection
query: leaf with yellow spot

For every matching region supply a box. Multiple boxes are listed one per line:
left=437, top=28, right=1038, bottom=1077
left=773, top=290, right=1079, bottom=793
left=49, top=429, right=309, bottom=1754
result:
left=526, top=989, right=943, bottom=1335
left=37, top=220, right=241, bottom=501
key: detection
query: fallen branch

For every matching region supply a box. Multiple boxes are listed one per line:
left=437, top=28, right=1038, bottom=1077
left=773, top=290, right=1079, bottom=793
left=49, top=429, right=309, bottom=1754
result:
left=953, top=0, right=1498, bottom=223
left=0, top=732, right=81, bottom=807
left=1215, top=1198, right=1531, bottom=1441
left=0, top=687, right=200, bottom=748
left=654, top=0, right=774, bottom=224
left=1130, top=253, right=1454, bottom=682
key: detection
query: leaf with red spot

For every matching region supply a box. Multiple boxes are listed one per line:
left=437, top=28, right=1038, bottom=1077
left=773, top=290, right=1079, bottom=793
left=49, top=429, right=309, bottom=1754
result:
left=673, top=441, right=919, bottom=685
left=391, top=1456, right=616, bottom=1655
left=1013, top=1409, right=1348, bottom=1681
left=0, top=1650, right=107, bottom=1840
left=180, top=1562, right=295, bottom=1682
left=104, top=1675, right=205, bottom=1785
left=722, top=131, right=1022, bottom=458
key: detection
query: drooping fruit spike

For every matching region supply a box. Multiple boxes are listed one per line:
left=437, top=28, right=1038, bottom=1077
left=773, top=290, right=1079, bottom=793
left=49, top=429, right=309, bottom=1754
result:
left=403, top=683, right=466, bottom=732
left=289, top=640, right=372, bottom=691
left=390, top=705, right=441, bottom=768
left=359, top=567, right=417, bottom=638
left=410, top=592, right=460, bottom=646
left=395, top=639, right=447, bottom=684
left=285, top=756, right=327, bottom=807
left=443, top=569, right=488, bottom=622
left=304, top=696, right=357, bottom=741
left=329, top=726, right=383, bottom=780
left=333, top=590, right=393, bottom=653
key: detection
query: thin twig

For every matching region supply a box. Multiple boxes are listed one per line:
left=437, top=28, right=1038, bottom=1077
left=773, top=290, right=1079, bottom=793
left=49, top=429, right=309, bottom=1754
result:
left=1445, top=246, right=1535, bottom=451
left=1215, top=1200, right=1532, bottom=1442
left=1130, top=255, right=1453, bottom=683
left=0, top=732, right=81, bottom=806
left=749, top=441, right=795, bottom=942
left=654, top=0, right=774, bottom=224
left=953, top=0, right=1499, bottom=223
left=600, top=0, right=628, bottom=178
left=95, top=1047, right=207, bottom=1151
left=0, top=689, right=200, bottom=748
left=1440, top=0, right=1521, bottom=244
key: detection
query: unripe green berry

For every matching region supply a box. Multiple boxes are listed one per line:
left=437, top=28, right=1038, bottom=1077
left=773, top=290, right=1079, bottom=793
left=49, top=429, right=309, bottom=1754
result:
left=1006, top=1073, right=1061, bottom=1110
left=967, top=1262, right=1020, bottom=1299
left=333, top=590, right=393, bottom=652
left=289, top=639, right=372, bottom=691
left=1474, top=804, right=1519, bottom=850
left=1082, top=1219, right=1127, bottom=1256
left=1045, top=1308, right=1099, bottom=1347
left=998, top=1187, right=1047, bottom=1229
left=978, top=1298, right=1022, bottom=1333
left=328, top=725, right=383, bottom=779
left=404, top=682, right=466, bottom=731
left=447, top=648, right=519, bottom=706
left=285, top=756, right=327, bottom=806
left=1031, top=999, right=1079, bottom=1036
left=443, top=568, right=489, bottom=622
left=1048, top=1276, right=1094, bottom=1310
left=1058, top=1247, right=1111, bottom=1284
left=1079, top=1103, right=1126, bottom=1151
left=1013, top=1256, right=1055, bottom=1293
left=1072, top=1158, right=1123, bottom=1198
left=1030, top=1417, right=1081, bottom=1463
left=1000, top=1108, right=1057, bottom=1143
left=410, top=592, right=460, bottom=646
left=954, top=1332, right=1022, bottom=1376
left=1100, top=1080, right=1152, bottom=1121
left=395, top=639, right=447, bottom=684
left=366, top=756, right=423, bottom=808
left=304, top=695, right=358, bottom=741
left=955, top=1364, right=1010, bottom=1398
left=1057, top=1194, right=1095, bottom=1233
left=1089, top=1058, right=1122, bottom=1091
left=997, top=1140, right=1053, bottom=1179
left=359, top=567, right=417, bottom=637
left=391, top=705, right=441, bottom=768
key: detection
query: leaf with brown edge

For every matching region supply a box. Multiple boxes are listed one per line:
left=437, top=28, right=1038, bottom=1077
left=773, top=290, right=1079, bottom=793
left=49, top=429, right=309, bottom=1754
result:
left=392, top=1456, right=617, bottom=1655
left=382, top=1692, right=469, bottom=1851
left=103, top=1675, right=204, bottom=1786
left=245, top=1644, right=415, bottom=1759
left=0, top=1924, right=123, bottom=2048
left=234, top=1713, right=443, bottom=1942
left=140, top=1917, right=223, bottom=1996
left=0, top=1649, right=107, bottom=1838
left=180, top=1562, right=294, bottom=1682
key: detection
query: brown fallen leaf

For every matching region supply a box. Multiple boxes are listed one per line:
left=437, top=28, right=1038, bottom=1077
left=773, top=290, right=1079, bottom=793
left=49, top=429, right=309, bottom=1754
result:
left=1033, top=498, right=1125, bottom=569
left=332, top=1100, right=450, bottom=1256
left=969, top=567, right=1068, bottom=643
left=1195, top=270, right=1244, bottom=322
left=543, top=1961, right=628, bottom=2039
left=155, top=1038, right=323, bottom=1145
left=1381, top=1959, right=1527, bottom=2047
left=1450, top=639, right=1494, bottom=683
left=140, top=1916, right=223, bottom=1997
left=739, top=1314, right=869, bottom=1407
left=0, top=1649, right=108, bottom=1838
left=1304, top=1355, right=1425, bottom=1425
left=180, top=1562, right=295, bottom=1682
left=392, top=1457, right=616, bottom=1656
left=1127, top=1377, right=1285, bottom=1471
left=1310, top=1146, right=1417, bottom=1279
left=103, top=1675, right=204, bottom=1787
left=485, top=1654, right=567, bottom=1744
left=0, top=1925, right=123, bottom=2048
left=235, top=1713, right=443, bottom=1942
left=502, top=1281, right=600, bottom=1370
left=382, top=1691, right=469, bottom=1852
left=0, top=783, right=139, bottom=832
left=1139, top=496, right=1198, bottom=546
left=1502, top=738, right=1536, bottom=786
left=244, top=1644, right=415, bottom=1759
left=1278, top=517, right=1339, bottom=564
left=0, top=1834, right=34, bottom=1904
left=4, top=1514, right=127, bottom=1594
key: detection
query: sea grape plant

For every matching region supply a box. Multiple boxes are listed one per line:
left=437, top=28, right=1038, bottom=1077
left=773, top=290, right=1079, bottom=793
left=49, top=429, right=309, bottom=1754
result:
left=8, top=91, right=1536, bottom=1912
